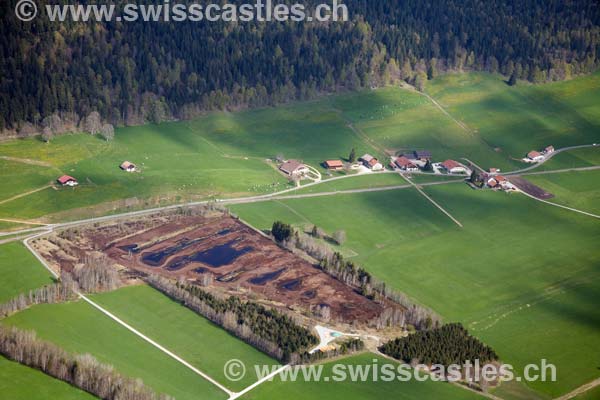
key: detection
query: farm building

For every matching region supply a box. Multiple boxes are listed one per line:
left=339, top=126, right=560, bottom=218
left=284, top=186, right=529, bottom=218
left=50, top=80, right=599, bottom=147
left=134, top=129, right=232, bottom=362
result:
left=394, top=156, right=419, bottom=172
left=487, top=178, right=499, bottom=188
left=544, top=145, right=555, bottom=154
left=120, top=161, right=136, bottom=172
left=57, top=175, right=78, bottom=187
left=489, top=168, right=500, bottom=174
left=413, top=150, right=432, bottom=160
left=280, top=160, right=309, bottom=176
left=360, top=154, right=383, bottom=171
left=527, top=151, right=545, bottom=162
left=440, top=159, right=469, bottom=174
left=324, top=160, right=344, bottom=170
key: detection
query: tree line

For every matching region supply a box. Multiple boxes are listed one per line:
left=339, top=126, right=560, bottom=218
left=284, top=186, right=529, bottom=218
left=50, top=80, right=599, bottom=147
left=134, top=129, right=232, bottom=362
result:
left=271, top=221, right=440, bottom=330
left=146, top=275, right=318, bottom=362
left=1, top=0, right=598, bottom=135
left=379, top=323, right=498, bottom=367
left=0, top=277, right=79, bottom=318
left=0, top=325, right=172, bottom=400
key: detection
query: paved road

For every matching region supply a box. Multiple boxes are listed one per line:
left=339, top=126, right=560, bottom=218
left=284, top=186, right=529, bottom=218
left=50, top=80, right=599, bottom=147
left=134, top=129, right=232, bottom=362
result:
left=1, top=179, right=463, bottom=239
left=1, top=144, right=596, bottom=240
left=505, top=144, right=599, bottom=176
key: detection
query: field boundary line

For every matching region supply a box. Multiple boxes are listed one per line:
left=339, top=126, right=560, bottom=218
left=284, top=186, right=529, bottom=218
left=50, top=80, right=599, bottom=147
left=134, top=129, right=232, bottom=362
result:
left=397, top=173, right=464, bottom=228
left=22, top=233, right=235, bottom=397
left=519, top=191, right=600, bottom=220
left=554, top=377, right=600, bottom=400
left=519, top=165, right=600, bottom=176
left=229, top=364, right=291, bottom=400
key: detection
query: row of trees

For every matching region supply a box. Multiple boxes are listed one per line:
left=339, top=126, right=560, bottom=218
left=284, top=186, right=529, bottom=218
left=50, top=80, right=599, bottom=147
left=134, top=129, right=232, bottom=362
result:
left=0, top=277, right=79, bottom=318
left=270, top=220, right=440, bottom=330
left=2, top=0, right=598, bottom=134
left=379, top=323, right=498, bottom=367
left=146, top=275, right=317, bottom=362
left=0, top=326, right=171, bottom=400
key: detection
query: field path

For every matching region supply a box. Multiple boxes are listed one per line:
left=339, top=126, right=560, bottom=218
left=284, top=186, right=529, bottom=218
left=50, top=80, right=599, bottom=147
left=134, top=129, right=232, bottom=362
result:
left=554, top=377, right=600, bottom=400
left=22, top=232, right=235, bottom=398
left=519, top=189, right=600, bottom=220
left=397, top=173, right=464, bottom=228
left=0, top=185, right=52, bottom=206
left=0, top=155, right=54, bottom=168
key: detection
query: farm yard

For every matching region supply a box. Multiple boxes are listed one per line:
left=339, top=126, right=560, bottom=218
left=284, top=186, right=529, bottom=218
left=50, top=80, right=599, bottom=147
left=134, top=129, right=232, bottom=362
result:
left=0, top=72, right=599, bottom=400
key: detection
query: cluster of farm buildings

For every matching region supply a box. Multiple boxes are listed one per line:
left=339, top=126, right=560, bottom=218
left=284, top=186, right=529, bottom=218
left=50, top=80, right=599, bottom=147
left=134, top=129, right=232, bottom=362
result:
left=277, top=150, right=473, bottom=182
left=56, top=161, right=137, bottom=187
left=524, top=145, right=555, bottom=163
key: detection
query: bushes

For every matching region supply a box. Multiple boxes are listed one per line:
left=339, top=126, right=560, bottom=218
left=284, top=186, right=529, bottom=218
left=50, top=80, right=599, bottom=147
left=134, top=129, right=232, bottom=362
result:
left=271, top=221, right=293, bottom=243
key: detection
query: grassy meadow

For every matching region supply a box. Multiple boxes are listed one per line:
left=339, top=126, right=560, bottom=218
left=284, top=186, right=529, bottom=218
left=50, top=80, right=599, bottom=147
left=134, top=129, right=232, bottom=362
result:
left=1, top=300, right=227, bottom=400
left=230, top=183, right=600, bottom=398
left=0, top=356, right=96, bottom=400
left=526, top=170, right=600, bottom=215
left=426, top=73, right=600, bottom=164
left=90, top=284, right=276, bottom=391
left=0, top=242, right=55, bottom=303
left=0, top=73, right=598, bottom=221
left=242, top=353, right=482, bottom=400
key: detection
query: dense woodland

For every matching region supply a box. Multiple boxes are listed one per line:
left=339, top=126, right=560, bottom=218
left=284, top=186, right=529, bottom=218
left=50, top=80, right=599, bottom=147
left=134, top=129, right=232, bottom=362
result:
left=379, top=323, right=498, bottom=367
left=2, top=0, right=599, bottom=135
left=146, top=275, right=318, bottom=362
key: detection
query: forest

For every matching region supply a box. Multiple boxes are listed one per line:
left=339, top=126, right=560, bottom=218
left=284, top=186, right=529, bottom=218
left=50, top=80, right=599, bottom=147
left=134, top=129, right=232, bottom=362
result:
left=2, top=0, right=599, bottom=135
left=379, top=323, right=498, bottom=367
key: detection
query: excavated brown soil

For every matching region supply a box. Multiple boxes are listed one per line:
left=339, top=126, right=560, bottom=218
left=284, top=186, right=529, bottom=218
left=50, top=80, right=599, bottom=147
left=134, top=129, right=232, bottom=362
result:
left=37, top=213, right=388, bottom=323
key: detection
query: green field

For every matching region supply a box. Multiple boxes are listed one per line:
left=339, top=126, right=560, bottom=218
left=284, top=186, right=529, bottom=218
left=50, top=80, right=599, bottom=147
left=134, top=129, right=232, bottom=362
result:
left=1, top=73, right=599, bottom=221
left=0, top=356, right=96, bottom=400
left=90, top=285, right=275, bottom=391
left=1, top=300, right=227, bottom=400
left=425, top=73, right=600, bottom=166
left=0, top=242, right=55, bottom=302
left=293, top=173, right=407, bottom=194
left=242, top=353, right=482, bottom=400
left=526, top=170, right=600, bottom=214
left=231, top=183, right=600, bottom=398
left=538, top=147, right=600, bottom=171
left=573, top=385, right=600, bottom=400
